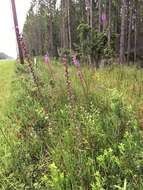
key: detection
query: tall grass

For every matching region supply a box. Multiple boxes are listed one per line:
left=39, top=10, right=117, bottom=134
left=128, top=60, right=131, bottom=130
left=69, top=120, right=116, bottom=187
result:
left=0, top=60, right=143, bottom=189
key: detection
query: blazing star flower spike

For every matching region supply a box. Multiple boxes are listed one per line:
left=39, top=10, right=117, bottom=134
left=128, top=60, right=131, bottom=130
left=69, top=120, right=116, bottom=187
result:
left=63, top=54, right=67, bottom=66
left=101, top=13, right=107, bottom=23
left=72, top=55, right=80, bottom=67
left=62, top=54, right=73, bottom=104
left=44, top=53, right=49, bottom=64
left=72, top=54, right=87, bottom=97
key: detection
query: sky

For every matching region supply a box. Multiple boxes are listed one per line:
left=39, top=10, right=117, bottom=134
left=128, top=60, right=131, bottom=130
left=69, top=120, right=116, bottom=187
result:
left=0, top=0, right=31, bottom=58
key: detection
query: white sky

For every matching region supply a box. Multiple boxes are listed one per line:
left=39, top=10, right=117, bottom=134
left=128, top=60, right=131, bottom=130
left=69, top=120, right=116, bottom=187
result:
left=0, top=0, right=31, bottom=58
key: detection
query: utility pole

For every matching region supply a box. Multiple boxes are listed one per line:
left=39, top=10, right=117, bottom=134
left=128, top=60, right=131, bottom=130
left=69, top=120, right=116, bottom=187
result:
left=11, top=0, right=24, bottom=64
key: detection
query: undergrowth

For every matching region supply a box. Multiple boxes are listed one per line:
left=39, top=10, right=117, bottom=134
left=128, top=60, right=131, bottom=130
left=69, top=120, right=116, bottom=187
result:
left=0, top=61, right=143, bottom=190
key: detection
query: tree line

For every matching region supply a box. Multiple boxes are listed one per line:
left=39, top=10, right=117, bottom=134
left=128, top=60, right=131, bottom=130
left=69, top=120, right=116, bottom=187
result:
left=23, top=0, right=143, bottom=66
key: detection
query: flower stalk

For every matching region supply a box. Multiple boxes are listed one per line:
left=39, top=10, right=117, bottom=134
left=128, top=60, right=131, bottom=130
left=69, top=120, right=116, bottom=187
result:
left=44, top=53, right=53, bottom=75
left=72, top=55, right=87, bottom=96
left=63, top=55, right=73, bottom=104
left=20, top=34, right=42, bottom=99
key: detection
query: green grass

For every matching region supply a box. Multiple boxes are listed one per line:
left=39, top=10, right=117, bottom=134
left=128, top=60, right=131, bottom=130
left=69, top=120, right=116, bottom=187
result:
left=0, top=61, right=143, bottom=189
left=0, top=60, right=15, bottom=119
left=0, top=60, right=16, bottom=190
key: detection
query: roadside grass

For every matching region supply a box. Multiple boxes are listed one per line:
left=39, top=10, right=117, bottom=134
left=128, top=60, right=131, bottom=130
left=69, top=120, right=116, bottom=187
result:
left=0, top=60, right=143, bottom=189
left=0, top=60, right=15, bottom=119
left=0, top=60, right=17, bottom=189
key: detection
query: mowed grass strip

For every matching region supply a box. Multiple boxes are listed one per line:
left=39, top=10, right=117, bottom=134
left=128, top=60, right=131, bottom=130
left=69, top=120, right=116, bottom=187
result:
left=0, top=60, right=15, bottom=119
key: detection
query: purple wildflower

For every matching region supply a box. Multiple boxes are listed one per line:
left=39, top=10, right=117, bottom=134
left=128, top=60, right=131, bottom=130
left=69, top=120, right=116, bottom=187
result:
left=72, top=55, right=80, bottom=67
left=63, top=55, right=73, bottom=103
left=72, top=55, right=84, bottom=83
left=44, top=53, right=49, bottom=64
left=72, top=55, right=87, bottom=96
left=20, top=35, right=43, bottom=99
left=44, top=52, right=53, bottom=75
left=101, top=12, right=106, bottom=23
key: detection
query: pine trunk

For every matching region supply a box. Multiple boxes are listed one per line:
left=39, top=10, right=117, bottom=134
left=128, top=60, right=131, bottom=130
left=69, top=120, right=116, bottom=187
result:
left=98, top=0, right=102, bottom=32
left=134, top=1, right=138, bottom=63
left=90, top=0, right=93, bottom=28
left=67, top=0, right=72, bottom=50
left=49, top=0, right=54, bottom=56
left=127, top=3, right=133, bottom=64
left=119, top=0, right=126, bottom=64
left=108, top=0, right=112, bottom=47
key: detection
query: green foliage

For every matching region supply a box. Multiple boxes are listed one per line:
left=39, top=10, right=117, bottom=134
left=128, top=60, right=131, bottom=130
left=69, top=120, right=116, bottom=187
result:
left=0, top=61, right=143, bottom=189
left=77, top=23, right=116, bottom=62
left=77, top=23, right=91, bottom=57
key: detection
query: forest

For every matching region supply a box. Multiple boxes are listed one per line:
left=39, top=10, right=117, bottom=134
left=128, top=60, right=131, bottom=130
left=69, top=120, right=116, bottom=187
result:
left=0, top=0, right=143, bottom=189
left=23, top=0, right=143, bottom=66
